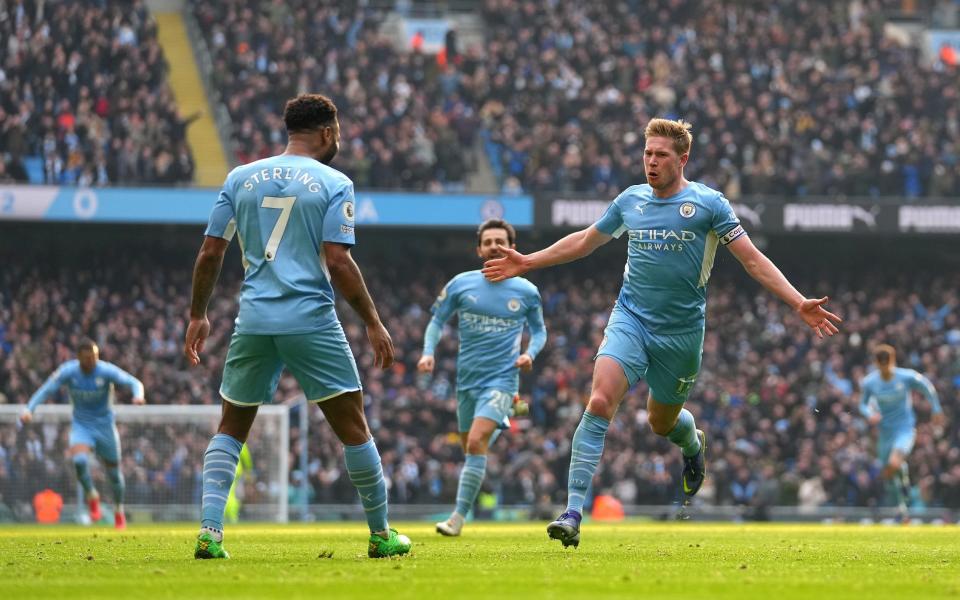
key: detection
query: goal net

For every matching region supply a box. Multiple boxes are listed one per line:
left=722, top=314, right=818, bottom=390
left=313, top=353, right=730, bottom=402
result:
left=0, top=404, right=289, bottom=524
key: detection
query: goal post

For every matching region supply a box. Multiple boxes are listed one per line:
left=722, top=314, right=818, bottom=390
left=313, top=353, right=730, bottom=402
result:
left=0, top=404, right=289, bottom=524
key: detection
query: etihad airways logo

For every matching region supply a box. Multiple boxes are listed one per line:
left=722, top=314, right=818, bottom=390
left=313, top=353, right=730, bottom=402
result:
left=629, top=229, right=697, bottom=241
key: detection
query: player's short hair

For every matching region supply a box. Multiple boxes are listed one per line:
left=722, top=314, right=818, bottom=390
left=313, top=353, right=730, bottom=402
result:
left=874, top=344, right=896, bottom=366
left=77, top=338, right=98, bottom=354
left=283, top=94, right=338, bottom=133
left=644, top=118, right=693, bottom=156
left=477, top=219, right=516, bottom=247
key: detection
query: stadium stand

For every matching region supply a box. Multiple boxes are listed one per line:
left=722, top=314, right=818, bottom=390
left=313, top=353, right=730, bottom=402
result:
left=0, top=0, right=195, bottom=185
left=1, top=228, right=957, bottom=515
left=186, top=0, right=960, bottom=197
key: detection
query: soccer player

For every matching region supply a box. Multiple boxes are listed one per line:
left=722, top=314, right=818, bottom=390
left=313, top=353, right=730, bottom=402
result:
left=858, top=344, right=944, bottom=519
left=20, top=339, right=145, bottom=529
left=417, top=219, right=547, bottom=537
left=483, top=118, right=842, bottom=548
left=223, top=443, right=252, bottom=524
left=184, top=93, right=411, bottom=559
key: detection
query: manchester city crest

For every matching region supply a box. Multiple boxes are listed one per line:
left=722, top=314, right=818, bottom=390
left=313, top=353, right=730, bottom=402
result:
left=680, top=202, right=696, bottom=218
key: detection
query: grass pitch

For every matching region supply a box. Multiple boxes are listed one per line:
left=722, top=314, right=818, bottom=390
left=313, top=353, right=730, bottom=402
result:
left=0, top=522, right=958, bottom=599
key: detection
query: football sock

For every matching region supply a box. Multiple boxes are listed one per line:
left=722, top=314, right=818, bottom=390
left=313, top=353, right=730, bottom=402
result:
left=565, top=411, right=609, bottom=514
left=344, top=438, right=389, bottom=534
left=454, top=454, right=488, bottom=517
left=72, top=453, right=95, bottom=495
left=106, top=465, right=125, bottom=506
left=666, top=408, right=701, bottom=457
left=200, top=433, right=242, bottom=533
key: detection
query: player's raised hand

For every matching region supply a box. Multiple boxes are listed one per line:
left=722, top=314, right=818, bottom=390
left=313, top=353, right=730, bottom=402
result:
left=132, top=396, right=146, bottom=405
left=795, top=296, right=842, bottom=338
left=367, top=322, right=395, bottom=369
left=515, top=353, right=534, bottom=372
left=184, top=317, right=211, bottom=366
left=417, top=355, right=435, bottom=373
left=482, top=245, right=529, bottom=282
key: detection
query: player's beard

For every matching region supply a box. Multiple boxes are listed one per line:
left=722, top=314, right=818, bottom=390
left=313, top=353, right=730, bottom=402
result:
left=320, top=143, right=339, bottom=165
left=481, top=248, right=503, bottom=261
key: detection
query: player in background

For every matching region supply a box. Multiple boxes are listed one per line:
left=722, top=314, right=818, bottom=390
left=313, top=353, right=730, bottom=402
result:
left=184, top=93, right=411, bottom=559
left=483, top=118, right=842, bottom=548
left=224, top=443, right=253, bottom=524
left=20, top=339, right=145, bottom=529
left=417, top=220, right=547, bottom=537
left=858, top=344, right=944, bottom=520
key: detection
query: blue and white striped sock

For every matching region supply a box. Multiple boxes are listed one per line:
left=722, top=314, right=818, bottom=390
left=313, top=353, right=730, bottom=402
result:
left=200, top=433, right=242, bottom=533
left=565, top=411, right=609, bottom=514
left=344, top=438, right=389, bottom=534
left=454, top=454, right=488, bottom=517
left=666, top=408, right=701, bottom=457
left=73, top=453, right=95, bottom=496
left=106, top=465, right=125, bottom=505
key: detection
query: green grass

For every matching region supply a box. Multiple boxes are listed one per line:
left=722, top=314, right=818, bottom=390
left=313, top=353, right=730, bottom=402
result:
left=0, top=522, right=958, bottom=599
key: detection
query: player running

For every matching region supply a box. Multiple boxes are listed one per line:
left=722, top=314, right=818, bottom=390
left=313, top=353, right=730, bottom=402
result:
left=858, top=344, right=944, bottom=520
left=483, top=118, right=842, bottom=548
left=20, top=339, right=145, bottom=529
left=418, top=219, right=547, bottom=537
left=184, top=93, right=411, bottom=559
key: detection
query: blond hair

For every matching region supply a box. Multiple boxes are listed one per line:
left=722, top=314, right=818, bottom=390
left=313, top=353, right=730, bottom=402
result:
left=644, top=118, right=693, bottom=156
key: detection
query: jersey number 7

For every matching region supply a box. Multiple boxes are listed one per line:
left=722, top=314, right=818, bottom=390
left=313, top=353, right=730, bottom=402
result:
left=261, top=196, right=297, bottom=261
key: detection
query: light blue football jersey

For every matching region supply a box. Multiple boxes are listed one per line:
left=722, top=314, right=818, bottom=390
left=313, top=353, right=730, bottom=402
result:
left=594, top=182, right=744, bottom=334
left=859, top=367, right=940, bottom=430
left=27, top=360, right=144, bottom=425
left=205, top=154, right=356, bottom=335
left=429, top=271, right=545, bottom=393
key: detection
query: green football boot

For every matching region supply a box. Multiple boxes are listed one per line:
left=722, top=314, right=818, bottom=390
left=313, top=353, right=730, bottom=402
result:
left=368, top=528, right=412, bottom=558
left=194, top=532, right=230, bottom=559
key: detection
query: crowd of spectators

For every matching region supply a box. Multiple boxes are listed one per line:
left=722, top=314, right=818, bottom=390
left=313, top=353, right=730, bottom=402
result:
left=190, top=0, right=477, bottom=192
left=187, top=0, right=960, bottom=198
left=475, top=0, right=960, bottom=198
left=0, top=0, right=195, bottom=186
left=1, top=228, right=958, bottom=521
left=2, top=0, right=958, bottom=197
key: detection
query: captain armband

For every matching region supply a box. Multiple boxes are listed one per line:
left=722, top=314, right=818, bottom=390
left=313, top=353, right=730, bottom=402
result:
left=719, top=225, right=746, bottom=245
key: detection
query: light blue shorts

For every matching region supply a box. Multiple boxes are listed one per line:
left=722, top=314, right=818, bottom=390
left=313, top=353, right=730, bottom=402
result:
left=596, top=305, right=705, bottom=405
left=70, top=421, right=121, bottom=463
left=877, top=427, right=916, bottom=464
left=456, top=388, right=513, bottom=433
left=220, top=323, right=361, bottom=406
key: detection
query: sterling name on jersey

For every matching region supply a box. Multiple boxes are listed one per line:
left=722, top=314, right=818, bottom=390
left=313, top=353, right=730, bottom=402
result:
left=27, top=360, right=145, bottom=424
left=859, top=368, right=939, bottom=430
left=594, top=182, right=745, bottom=334
left=431, top=271, right=544, bottom=392
left=206, top=155, right=357, bottom=335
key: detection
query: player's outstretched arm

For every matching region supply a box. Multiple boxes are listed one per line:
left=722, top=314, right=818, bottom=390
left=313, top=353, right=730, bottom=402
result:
left=111, top=365, right=146, bottom=405
left=516, top=304, right=547, bottom=372
left=482, top=225, right=612, bottom=282
left=184, top=235, right=230, bottom=366
left=726, top=235, right=842, bottom=338
left=912, top=372, right=945, bottom=428
left=324, top=242, right=394, bottom=369
left=21, top=368, right=66, bottom=423
left=417, top=318, right=443, bottom=373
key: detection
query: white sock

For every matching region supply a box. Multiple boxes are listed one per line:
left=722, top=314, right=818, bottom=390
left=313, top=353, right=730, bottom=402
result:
left=200, top=526, right=223, bottom=542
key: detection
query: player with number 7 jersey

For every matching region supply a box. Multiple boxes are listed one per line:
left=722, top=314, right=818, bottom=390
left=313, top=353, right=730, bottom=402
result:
left=186, top=93, right=410, bottom=559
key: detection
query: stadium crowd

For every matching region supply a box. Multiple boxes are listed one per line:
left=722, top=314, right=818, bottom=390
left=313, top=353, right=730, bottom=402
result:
left=186, top=0, right=960, bottom=198
left=0, top=0, right=195, bottom=185
left=1, top=231, right=958, bottom=520
left=190, top=0, right=477, bottom=191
